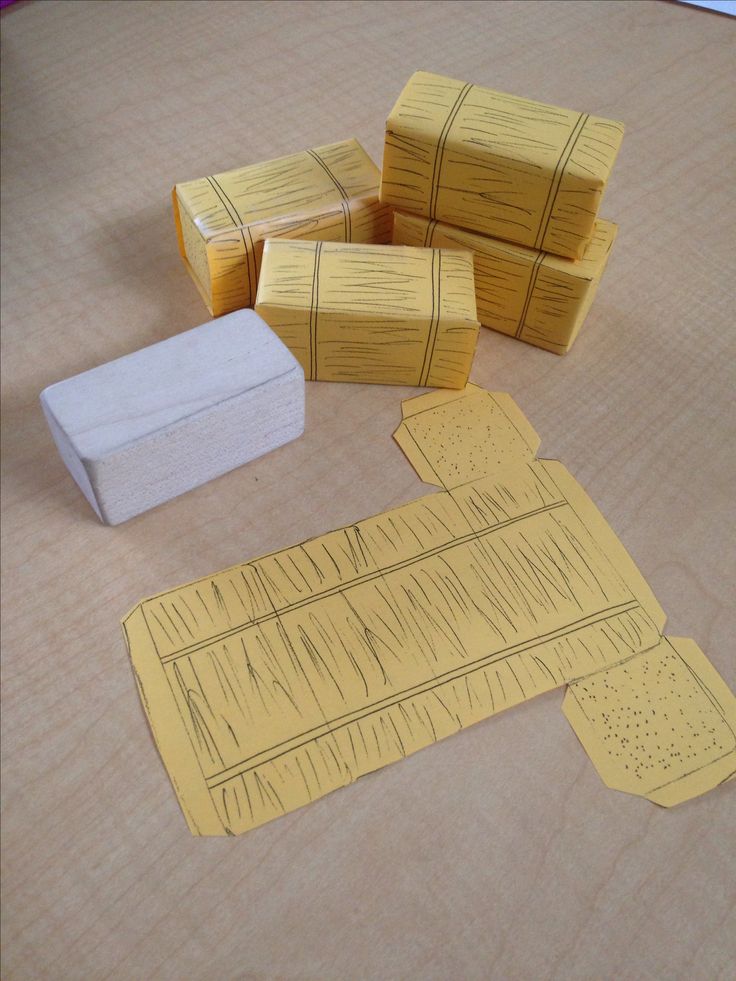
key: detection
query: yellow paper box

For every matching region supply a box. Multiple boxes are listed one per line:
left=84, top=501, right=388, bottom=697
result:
left=254, top=239, right=479, bottom=388
left=173, top=139, right=392, bottom=317
left=393, top=211, right=618, bottom=354
left=380, top=71, right=624, bottom=260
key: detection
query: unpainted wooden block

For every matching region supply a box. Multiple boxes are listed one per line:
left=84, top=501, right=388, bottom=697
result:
left=40, top=310, right=305, bottom=525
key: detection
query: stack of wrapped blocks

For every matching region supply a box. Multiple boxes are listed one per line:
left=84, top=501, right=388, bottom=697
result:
left=41, top=70, right=625, bottom=525
left=383, top=72, right=623, bottom=355
left=175, top=69, right=624, bottom=371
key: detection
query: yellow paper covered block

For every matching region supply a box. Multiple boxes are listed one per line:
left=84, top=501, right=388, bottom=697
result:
left=393, top=211, right=618, bottom=354
left=173, top=139, right=392, bottom=316
left=254, top=239, right=479, bottom=388
left=381, top=71, right=624, bottom=260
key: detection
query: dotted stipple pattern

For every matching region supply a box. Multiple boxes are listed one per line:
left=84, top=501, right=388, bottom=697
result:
left=569, top=642, right=735, bottom=788
left=406, top=391, right=535, bottom=488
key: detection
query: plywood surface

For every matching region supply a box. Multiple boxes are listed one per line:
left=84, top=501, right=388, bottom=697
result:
left=1, top=2, right=734, bottom=979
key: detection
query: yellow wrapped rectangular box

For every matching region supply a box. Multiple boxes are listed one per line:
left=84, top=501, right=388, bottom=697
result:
left=173, top=139, right=392, bottom=316
left=393, top=211, right=618, bottom=355
left=254, top=239, right=479, bottom=388
left=380, top=71, right=624, bottom=260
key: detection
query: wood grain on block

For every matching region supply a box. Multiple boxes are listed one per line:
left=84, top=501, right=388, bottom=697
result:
left=393, top=211, right=618, bottom=354
left=173, top=138, right=393, bottom=317
left=255, top=239, right=480, bottom=388
left=40, top=310, right=305, bottom=525
left=380, top=71, right=624, bottom=260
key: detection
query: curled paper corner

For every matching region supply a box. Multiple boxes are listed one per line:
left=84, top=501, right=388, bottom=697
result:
left=563, top=637, right=736, bottom=807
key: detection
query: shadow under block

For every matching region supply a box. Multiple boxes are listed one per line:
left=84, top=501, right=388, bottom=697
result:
left=122, top=385, right=734, bottom=836
left=254, top=239, right=480, bottom=388
left=380, top=71, right=624, bottom=260
left=393, top=211, right=618, bottom=354
left=173, top=138, right=393, bottom=317
left=40, top=310, right=305, bottom=525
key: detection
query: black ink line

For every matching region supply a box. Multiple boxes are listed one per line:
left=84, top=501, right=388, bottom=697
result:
left=207, top=176, right=254, bottom=303
left=306, top=149, right=352, bottom=241
left=515, top=252, right=546, bottom=339
left=205, top=599, right=641, bottom=788
left=159, top=500, right=569, bottom=665
left=419, top=250, right=442, bottom=387
left=429, top=83, right=473, bottom=219
left=534, top=112, right=588, bottom=251
left=308, top=242, right=323, bottom=380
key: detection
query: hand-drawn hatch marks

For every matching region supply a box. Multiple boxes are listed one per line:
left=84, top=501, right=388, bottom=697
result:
left=122, top=385, right=735, bottom=835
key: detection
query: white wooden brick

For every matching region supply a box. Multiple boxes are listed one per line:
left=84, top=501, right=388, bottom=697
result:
left=40, top=309, right=305, bottom=525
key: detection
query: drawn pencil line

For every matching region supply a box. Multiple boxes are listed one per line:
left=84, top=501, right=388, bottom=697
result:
left=205, top=599, right=641, bottom=788
left=534, top=112, right=588, bottom=250
left=158, top=500, right=569, bottom=664
left=429, top=83, right=474, bottom=219
left=306, top=149, right=352, bottom=240
left=206, top=176, right=253, bottom=304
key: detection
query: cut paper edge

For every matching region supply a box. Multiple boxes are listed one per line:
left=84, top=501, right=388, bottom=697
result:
left=563, top=636, right=736, bottom=806
left=122, top=386, right=733, bottom=834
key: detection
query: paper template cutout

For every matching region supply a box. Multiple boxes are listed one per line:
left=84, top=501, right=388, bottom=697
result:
left=122, top=385, right=733, bottom=835
left=255, top=240, right=479, bottom=387
left=393, top=212, right=618, bottom=354
left=380, top=71, right=624, bottom=259
left=173, top=139, right=392, bottom=316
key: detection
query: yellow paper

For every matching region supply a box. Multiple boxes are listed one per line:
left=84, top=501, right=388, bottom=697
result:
left=254, top=239, right=479, bottom=387
left=393, top=211, right=618, bottom=354
left=173, top=139, right=392, bottom=317
left=380, top=71, right=624, bottom=260
left=564, top=638, right=736, bottom=806
left=123, top=384, right=731, bottom=835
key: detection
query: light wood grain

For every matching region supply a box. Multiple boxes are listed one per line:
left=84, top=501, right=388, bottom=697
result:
left=40, top=310, right=304, bottom=524
left=1, top=2, right=734, bottom=979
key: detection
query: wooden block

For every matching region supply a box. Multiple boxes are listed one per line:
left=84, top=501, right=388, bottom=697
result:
left=393, top=211, right=618, bottom=354
left=173, top=138, right=393, bottom=317
left=380, top=71, right=624, bottom=260
left=40, top=310, right=305, bottom=525
left=255, top=239, right=480, bottom=388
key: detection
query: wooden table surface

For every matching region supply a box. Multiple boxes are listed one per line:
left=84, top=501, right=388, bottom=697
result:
left=2, top=2, right=734, bottom=978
